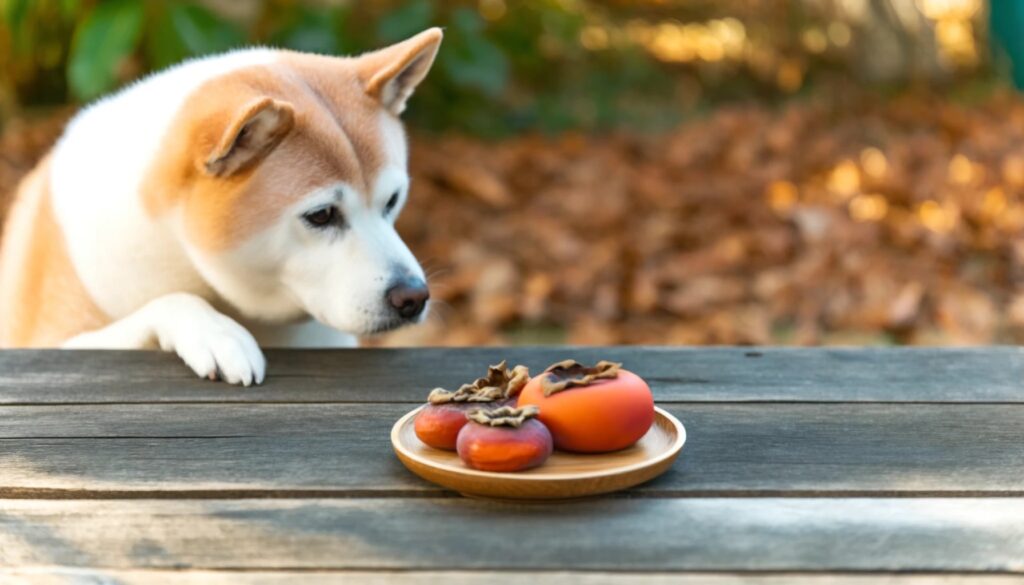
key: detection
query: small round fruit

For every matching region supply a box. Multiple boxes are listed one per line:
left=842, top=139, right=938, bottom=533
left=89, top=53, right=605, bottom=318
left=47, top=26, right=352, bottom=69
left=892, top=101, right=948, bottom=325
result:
left=414, top=403, right=475, bottom=450
left=518, top=360, right=654, bottom=453
left=413, top=361, right=529, bottom=451
left=456, top=406, right=553, bottom=472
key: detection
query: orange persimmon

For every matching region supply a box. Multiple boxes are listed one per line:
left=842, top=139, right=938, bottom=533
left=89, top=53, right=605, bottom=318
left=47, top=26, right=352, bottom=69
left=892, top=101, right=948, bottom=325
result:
left=517, top=360, right=654, bottom=453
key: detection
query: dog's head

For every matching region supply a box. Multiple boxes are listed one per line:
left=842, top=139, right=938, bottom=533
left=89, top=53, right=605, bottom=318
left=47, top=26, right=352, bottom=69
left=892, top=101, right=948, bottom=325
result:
left=145, top=29, right=442, bottom=335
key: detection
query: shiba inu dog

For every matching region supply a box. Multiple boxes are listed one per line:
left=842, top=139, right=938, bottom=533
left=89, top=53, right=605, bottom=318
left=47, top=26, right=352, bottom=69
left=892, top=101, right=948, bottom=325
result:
left=0, top=28, right=443, bottom=385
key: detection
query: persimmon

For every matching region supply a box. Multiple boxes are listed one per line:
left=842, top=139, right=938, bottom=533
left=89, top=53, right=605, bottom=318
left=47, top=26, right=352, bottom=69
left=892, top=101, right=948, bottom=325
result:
left=456, top=405, right=553, bottom=472
left=517, top=360, right=654, bottom=453
left=413, top=403, right=475, bottom=451
left=414, top=361, right=529, bottom=450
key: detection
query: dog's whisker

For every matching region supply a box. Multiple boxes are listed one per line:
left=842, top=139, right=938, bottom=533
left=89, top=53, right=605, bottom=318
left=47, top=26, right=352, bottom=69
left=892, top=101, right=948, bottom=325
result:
left=426, top=304, right=458, bottom=328
left=421, top=262, right=451, bottom=279
left=428, top=299, right=453, bottom=315
left=424, top=286, right=455, bottom=299
left=424, top=307, right=451, bottom=328
left=418, top=257, right=441, bottom=271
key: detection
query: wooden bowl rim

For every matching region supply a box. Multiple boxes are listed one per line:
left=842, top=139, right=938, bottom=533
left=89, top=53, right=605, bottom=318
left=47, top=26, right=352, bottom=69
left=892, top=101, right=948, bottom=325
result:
left=391, top=405, right=686, bottom=482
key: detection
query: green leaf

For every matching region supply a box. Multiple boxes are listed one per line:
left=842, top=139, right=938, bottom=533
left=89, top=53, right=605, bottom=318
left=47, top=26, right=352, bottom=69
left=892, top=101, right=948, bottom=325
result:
left=2, top=0, right=29, bottom=52
left=269, top=6, right=343, bottom=55
left=167, top=3, right=245, bottom=56
left=451, top=5, right=483, bottom=34
left=59, top=0, right=81, bottom=19
left=376, top=0, right=432, bottom=44
left=1, top=0, right=30, bottom=26
left=145, top=2, right=246, bottom=72
left=146, top=4, right=191, bottom=71
left=441, top=8, right=508, bottom=96
left=67, top=0, right=145, bottom=101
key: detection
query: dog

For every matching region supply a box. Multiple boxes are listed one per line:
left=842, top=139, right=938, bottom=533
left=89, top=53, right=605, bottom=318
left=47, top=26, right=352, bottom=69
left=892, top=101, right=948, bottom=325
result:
left=0, top=28, right=443, bottom=385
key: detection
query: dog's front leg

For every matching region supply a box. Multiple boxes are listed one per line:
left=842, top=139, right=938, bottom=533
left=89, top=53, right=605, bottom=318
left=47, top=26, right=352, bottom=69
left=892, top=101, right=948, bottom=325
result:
left=63, top=293, right=266, bottom=386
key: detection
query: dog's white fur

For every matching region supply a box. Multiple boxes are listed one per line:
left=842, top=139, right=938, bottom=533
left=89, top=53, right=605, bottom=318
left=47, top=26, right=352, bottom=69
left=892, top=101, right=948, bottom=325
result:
left=54, top=49, right=279, bottom=323
left=0, top=30, right=443, bottom=385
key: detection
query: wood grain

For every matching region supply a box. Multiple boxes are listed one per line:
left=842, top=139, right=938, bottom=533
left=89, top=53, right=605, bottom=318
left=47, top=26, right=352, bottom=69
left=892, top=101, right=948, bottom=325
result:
left=3, top=348, right=1022, bottom=576
left=4, top=570, right=1021, bottom=585
left=2, top=498, right=1024, bottom=571
left=2, top=403, right=1024, bottom=496
left=2, top=347, right=1023, bottom=404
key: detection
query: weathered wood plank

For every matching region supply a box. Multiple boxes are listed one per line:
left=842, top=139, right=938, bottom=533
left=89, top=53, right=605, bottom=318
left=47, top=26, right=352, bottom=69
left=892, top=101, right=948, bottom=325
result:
left=2, top=498, right=1023, bottom=571
left=2, top=347, right=1023, bottom=405
left=3, top=403, right=1023, bottom=496
left=4, top=570, right=1022, bottom=585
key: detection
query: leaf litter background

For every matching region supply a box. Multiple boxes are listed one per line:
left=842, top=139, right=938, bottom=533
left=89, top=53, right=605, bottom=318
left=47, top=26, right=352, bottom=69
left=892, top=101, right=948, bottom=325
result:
left=390, top=93, right=1024, bottom=347
left=6, top=92, right=1020, bottom=347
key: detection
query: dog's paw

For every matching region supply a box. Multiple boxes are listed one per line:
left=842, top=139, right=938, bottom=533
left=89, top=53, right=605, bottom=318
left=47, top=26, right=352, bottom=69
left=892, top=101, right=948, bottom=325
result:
left=170, top=324, right=266, bottom=387
left=150, top=295, right=267, bottom=386
left=63, top=293, right=266, bottom=386
left=163, top=318, right=266, bottom=386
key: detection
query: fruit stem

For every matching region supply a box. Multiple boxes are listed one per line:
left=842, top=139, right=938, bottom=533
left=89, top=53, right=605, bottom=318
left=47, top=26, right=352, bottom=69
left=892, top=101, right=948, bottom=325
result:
left=539, top=360, right=621, bottom=396
left=427, top=361, right=530, bottom=404
left=465, top=405, right=540, bottom=428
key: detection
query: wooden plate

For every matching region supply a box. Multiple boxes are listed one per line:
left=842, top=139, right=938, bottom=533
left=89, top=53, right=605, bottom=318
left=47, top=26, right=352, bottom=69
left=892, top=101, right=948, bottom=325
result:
left=391, top=406, right=686, bottom=500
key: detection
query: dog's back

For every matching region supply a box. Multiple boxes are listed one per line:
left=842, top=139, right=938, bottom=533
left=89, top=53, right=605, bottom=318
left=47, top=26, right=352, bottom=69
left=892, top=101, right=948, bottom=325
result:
left=0, top=154, right=109, bottom=346
left=0, top=50, right=279, bottom=347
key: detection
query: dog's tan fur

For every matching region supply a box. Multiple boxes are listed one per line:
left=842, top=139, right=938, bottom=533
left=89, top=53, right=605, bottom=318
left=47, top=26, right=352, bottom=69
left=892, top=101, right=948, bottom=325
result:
left=0, top=29, right=441, bottom=362
left=0, top=156, right=108, bottom=346
left=138, top=38, right=442, bottom=251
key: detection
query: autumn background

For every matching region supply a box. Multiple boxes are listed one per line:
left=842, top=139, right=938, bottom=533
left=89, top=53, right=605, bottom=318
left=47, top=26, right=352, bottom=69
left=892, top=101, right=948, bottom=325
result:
left=2, top=0, right=1022, bottom=346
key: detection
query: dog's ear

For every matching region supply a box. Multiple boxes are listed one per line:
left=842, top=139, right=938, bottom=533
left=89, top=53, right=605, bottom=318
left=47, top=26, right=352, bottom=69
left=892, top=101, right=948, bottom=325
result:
left=204, top=97, right=295, bottom=177
left=358, top=27, right=443, bottom=115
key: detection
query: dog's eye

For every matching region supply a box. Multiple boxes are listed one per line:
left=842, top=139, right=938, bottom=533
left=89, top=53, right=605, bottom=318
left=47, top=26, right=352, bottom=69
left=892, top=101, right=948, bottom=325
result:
left=384, top=191, right=400, bottom=215
left=303, top=206, right=338, bottom=228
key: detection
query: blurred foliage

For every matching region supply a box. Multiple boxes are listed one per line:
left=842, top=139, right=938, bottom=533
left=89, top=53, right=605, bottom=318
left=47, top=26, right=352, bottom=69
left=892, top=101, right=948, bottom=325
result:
left=990, top=0, right=1024, bottom=88
left=0, top=0, right=999, bottom=135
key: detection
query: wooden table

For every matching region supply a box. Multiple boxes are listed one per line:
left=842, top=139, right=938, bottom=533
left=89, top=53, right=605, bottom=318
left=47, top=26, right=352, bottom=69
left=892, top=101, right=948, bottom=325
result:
left=2, top=347, right=1024, bottom=583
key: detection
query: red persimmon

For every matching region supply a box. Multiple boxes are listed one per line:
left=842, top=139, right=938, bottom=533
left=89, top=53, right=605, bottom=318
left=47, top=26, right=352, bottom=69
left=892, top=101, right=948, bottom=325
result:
left=414, top=361, right=529, bottom=450
left=456, top=405, right=553, bottom=472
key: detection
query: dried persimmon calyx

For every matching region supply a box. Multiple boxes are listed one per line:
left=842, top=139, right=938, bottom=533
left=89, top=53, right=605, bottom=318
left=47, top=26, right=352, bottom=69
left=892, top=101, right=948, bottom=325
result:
left=426, top=360, right=530, bottom=404
left=539, top=359, right=621, bottom=396
left=466, top=405, right=540, bottom=428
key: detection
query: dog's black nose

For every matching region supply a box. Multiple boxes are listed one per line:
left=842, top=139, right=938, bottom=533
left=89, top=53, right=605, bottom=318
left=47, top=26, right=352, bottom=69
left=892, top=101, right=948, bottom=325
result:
left=386, top=277, right=429, bottom=319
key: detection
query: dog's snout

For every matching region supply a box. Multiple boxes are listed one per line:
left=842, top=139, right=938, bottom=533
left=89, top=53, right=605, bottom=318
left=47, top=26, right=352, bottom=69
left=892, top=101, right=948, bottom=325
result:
left=386, top=277, right=429, bottom=319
